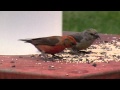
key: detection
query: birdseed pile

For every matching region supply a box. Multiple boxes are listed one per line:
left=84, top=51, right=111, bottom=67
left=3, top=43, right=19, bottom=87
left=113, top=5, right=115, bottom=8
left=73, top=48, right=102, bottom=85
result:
left=46, top=38, right=120, bottom=64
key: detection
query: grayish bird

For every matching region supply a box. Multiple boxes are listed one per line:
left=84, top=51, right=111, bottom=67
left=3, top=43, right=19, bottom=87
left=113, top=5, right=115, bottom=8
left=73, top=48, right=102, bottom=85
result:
left=69, top=28, right=101, bottom=52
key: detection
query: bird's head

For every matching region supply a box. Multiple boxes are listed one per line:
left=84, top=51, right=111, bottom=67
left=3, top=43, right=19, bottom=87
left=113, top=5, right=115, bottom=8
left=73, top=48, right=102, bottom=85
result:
left=83, top=28, right=101, bottom=40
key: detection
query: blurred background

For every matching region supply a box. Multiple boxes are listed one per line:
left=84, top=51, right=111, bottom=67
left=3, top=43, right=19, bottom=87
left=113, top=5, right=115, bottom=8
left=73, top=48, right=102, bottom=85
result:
left=63, top=11, right=120, bottom=34
left=0, top=11, right=62, bottom=55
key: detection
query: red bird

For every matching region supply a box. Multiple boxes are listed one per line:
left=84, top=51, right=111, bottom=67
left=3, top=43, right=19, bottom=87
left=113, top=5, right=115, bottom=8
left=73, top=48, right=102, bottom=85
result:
left=19, top=35, right=76, bottom=60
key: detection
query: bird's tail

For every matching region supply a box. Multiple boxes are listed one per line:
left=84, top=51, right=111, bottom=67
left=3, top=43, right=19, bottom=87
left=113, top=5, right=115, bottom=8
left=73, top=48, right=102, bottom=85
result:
left=19, top=39, right=32, bottom=43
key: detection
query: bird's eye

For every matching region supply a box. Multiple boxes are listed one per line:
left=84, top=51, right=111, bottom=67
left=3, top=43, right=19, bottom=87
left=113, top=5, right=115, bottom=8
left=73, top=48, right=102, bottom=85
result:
left=90, top=33, right=94, bottom=36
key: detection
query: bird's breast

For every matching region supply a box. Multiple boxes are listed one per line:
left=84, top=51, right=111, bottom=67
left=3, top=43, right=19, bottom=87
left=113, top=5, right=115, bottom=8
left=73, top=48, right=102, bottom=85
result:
left=76, top=39, right=95, bottom=50
left=36, top=45, right=66, bottom=54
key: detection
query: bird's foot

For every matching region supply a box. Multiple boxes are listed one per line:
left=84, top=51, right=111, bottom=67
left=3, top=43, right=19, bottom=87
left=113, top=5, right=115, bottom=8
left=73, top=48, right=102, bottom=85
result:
left=68, top=50, right=80, bottom=55
left=69, top=50, right=92, bottom=56
left=78, top=51, right=92, bottom=54
left=52, top=55, right=63, bottom=59
left=39, top=54, right=49, bottom=61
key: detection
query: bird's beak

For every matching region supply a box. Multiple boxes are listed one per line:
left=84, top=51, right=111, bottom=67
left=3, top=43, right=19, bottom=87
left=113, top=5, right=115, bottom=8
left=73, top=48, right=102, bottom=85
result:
left=95, top=34, right=101, bottom=40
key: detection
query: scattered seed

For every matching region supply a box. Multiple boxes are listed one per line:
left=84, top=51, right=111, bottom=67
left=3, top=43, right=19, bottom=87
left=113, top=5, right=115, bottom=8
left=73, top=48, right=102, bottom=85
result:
left=113, top=37, right=117, bottom=39
left=100, top=52, right=106, bottom=55
left=19, top=56, right=23, bottom=58
left=49, top=65, right=54, bottom=68
left=65, top=74, right=69, bottom=76
left=13, top=38, right=120, bottom=64
left=10, top=61, right=15, bottom=63
left=1, top=60, right=3, bottom=62
left=31, top=55, right=35, bottom=58
left=11, top=65, right=16, bottom=67
left=86, top=59, right=90, bottom=64
left=38, top=63, right=41, bottom=65
left=92, top=63, right=97, bottom=67
left=48, top=65, right=55, bottom=70
left=104, top=41, right=109, bottom=43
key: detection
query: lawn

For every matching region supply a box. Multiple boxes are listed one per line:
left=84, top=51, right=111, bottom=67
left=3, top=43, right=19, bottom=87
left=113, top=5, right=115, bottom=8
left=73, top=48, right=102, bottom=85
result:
left=63, top=11, right=120, bottom=34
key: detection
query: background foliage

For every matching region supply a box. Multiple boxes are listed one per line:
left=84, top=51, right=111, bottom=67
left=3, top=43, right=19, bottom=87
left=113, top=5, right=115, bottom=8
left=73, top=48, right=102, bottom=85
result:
left=63, top=11, right=120, bottom=34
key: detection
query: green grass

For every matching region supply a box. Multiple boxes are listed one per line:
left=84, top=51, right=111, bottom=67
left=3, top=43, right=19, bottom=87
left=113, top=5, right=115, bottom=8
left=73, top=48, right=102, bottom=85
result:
left=63, top=11, right=120, bottom=34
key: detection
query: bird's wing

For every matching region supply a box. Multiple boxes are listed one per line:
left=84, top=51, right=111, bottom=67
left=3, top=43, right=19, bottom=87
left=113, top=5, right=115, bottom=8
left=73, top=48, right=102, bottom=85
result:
left=69, top=33, right=83, bottom=43
left=20, top=36, right=60, bottom=46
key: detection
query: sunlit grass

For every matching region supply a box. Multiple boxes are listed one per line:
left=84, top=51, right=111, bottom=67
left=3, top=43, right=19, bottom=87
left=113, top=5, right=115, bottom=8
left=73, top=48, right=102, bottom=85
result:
left=63, top=11, right=120, bottom=34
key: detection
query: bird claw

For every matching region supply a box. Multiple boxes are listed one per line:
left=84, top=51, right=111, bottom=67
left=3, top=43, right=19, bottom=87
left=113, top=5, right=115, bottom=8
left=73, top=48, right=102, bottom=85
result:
left=69, top=50, right=92, bottom=55
left=78, top=51, right=92, bottom=54
left=52, top=55, right=63, bottom=59
left=68, top=50, right=79, bottom=55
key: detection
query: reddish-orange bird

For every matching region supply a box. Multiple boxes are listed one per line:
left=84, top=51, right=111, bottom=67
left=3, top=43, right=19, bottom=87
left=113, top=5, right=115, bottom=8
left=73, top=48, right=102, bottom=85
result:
left=19, top=35, right=76, bottom=60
